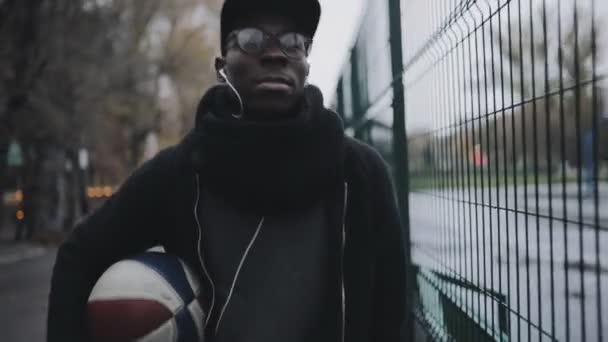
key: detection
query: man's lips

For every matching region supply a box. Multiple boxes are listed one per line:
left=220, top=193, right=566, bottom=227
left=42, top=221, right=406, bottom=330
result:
left=255, top=76, right=294, bottom=92
left=256, top=76, right=293, bottom=86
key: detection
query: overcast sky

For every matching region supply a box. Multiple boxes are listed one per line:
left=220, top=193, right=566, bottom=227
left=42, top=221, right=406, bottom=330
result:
left=307, top=0, right=366, bottom=104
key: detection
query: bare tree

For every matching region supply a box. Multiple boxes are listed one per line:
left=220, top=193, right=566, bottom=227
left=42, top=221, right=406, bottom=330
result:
left=0, top=0, right=220, bottom=236
left=475, top=1, right=606, bottom=172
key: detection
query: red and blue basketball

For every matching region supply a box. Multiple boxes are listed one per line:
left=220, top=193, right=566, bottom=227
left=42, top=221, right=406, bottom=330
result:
left=87, top=252, right=205, bottom=342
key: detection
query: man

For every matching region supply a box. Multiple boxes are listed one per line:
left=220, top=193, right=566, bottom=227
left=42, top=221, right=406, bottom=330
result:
left=48, top=0, right=406, bottom=341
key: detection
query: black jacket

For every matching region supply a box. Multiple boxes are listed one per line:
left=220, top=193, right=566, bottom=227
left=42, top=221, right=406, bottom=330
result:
left=47, top=132, right=406, bottom=342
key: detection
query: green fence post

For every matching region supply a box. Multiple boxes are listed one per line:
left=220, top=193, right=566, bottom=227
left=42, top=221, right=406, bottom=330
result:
left=387, top=0, right=414, bottom=340
left=350, top=51, right=364, bottom=141
left=336, top=79, right=345, bottom=121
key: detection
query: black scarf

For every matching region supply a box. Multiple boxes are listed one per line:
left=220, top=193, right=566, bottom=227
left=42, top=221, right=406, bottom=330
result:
left=191, top=84, right=345, bottom=215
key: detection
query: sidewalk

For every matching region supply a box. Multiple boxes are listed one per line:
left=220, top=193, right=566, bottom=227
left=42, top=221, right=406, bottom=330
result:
left=0, top=224, right=50, bottom=266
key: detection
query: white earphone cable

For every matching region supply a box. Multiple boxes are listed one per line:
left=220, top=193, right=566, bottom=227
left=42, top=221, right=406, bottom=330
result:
left=219, top=68, right=244, bottom=119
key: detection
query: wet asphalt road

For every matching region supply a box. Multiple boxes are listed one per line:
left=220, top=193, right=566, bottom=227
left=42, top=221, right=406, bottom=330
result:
left=0, top=248, right=56, bottom=342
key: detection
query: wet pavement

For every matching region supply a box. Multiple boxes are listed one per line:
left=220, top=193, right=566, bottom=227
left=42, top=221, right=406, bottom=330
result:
left=0, top=245, right=56, bottom=342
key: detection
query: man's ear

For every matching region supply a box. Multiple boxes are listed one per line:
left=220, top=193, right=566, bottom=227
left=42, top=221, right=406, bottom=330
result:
left=215, top=57, right=226, bottom=82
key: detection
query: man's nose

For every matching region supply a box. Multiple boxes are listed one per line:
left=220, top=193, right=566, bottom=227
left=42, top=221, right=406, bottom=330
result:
left=260, top=42, right=288, bottom=66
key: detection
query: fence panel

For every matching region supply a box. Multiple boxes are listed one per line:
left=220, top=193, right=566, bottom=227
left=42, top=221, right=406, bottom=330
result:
left=336, top=0, right=607, bottom=341
left=403, top=0, right=607, bottom=341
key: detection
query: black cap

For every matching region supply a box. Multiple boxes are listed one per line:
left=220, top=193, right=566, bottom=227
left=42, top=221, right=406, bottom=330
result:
left=220, top=0, right=321, bottom=55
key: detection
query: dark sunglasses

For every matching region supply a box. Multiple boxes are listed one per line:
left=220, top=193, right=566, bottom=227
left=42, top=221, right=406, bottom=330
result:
left=227, top=28, right=312, bottom=59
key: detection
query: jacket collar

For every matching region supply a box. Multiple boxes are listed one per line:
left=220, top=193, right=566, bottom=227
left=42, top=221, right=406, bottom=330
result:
left=180, top=84, right=346, bottom=215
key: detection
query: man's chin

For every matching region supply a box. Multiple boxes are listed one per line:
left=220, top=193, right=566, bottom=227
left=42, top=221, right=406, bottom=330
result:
left=248, top=92, right=298, bottom=109
left=246, top=100, right=299, bottom=118
left=251, top=85, right=294, bottom=99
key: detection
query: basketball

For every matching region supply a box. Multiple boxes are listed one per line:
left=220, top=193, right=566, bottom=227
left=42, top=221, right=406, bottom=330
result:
left=87, top=252, right=205, bottom=342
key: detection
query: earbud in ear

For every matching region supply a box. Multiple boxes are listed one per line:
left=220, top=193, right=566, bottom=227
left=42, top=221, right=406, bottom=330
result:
left=219, top=68, right=228, bottom=82
left=215, top=57, right=227, bottom=82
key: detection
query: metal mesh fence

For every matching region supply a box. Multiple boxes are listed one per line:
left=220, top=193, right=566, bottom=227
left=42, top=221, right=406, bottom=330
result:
left=335, top=0, right=607, bottom=341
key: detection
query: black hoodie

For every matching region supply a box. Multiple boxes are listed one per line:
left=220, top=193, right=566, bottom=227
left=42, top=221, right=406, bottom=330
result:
left=47, top=85, right=406, bottom=342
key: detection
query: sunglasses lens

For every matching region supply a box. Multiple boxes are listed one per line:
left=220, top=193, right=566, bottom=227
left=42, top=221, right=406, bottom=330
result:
left=234, top=28, right=310, bottom=59
left=279, top=33, right=308, bottom=58
left=236, top=28, right=264, bottom=54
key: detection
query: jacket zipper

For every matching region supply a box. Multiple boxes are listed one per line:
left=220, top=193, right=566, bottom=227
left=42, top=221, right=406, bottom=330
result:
left=340, top=182, right=349, bottom=342
left=194, top=173, right=217, bottom=328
